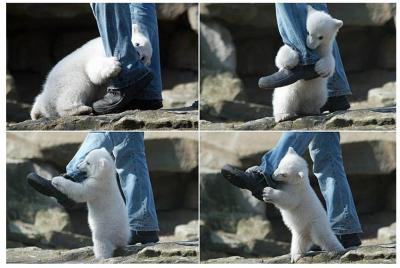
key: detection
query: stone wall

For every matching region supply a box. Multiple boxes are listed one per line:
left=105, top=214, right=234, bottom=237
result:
left=7, top=132, right=198, bottom=249
left=200, top=3, right=396, bottom=122
left=200, top=132, right=396, bottom=260
left=6, top=3, right=198, bottom=122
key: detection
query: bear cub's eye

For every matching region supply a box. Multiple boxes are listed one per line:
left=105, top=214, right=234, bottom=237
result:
left=318, top=36, right=323, bottom=40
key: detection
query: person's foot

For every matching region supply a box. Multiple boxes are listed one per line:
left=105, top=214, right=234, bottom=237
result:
left=258, top=64, right=319, bottom=90
left=128, top=99, right=163, bottom=111
left=220, top=165, right=278, bottom=201
left=129, top=231, right=159, bottom=245
left=27, top=172, right=78, bottom=208
left=320, top=95, right=350, bottom=113
left=309, top=233, right=361, bottom=251
left=93, top=70, right=154, bottom=115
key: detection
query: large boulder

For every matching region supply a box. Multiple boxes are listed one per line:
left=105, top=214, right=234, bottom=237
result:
left=7, top=109, right=199, bottom=130
left=204, top=244, right=396, bottom=264
left=6, top=159, right=59, bottom=223
left=201, top=72, right=246, bottom=104
left=201, top=107, right=396, bottom=131
left=200, top=20, right=236, bottom=73
left=6, top=241, right=199, bottom=263
left=367, top=82, right=396, bottom=107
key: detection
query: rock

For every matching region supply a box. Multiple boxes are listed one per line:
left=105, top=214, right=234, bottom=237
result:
left=201, top=107, right=396, bottom=130
left=201, top=72, right=245, bottom=104
left=7, top=221, right=47, bottom=247
left=377, top=223, right=396, bottom=243
left=200, top=3, right=277, bottom=28
left=157, top=3, right=192, bottom=21
left=208, top=231, right=248, bottom=256
left=34, top=208, right=72, bottom=233
left=200, top=169, right=265, bottom=232
left=43, top=231, right=92, bottom=249
left=7, top=132, right=84, bottom=169
left=203, top=244, right=396, bottom=264
left=6, top=241, right=199, bottom=263
left=187, top=5, right=198, bottom=32
left=6, top=99, right=32, bottom=123
left=200, top=20, right=236, bottom=73
left=7, top=159, right=59, bottom=223
left=377, top=35, right=396, bottom=70
left=6, top=72, right=17, bottom=100
left=7, top=109, right=198, bottom=130
left=168, top=31, right=198, bottom=71
left=204, top=101, right=273, bottom=122
left=199, top=139, right=241, bottom=170
left=368, top=82, right=396, bottom=107
left=174, top=220, right=199, bottom=241
left=236, top=217, right=271, bottom=241
left=329, top=3, right=395, bottom=26
left=145, top=135, right=198, bottom=174
left=246, top=239, right=290, bottom=257
left=162, top=82, right=198, bottom=108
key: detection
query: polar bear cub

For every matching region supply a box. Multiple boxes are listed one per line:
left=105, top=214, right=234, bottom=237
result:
left=52, top=148, right=130, bottom=259
left=272, top=6, right=343, bottom=122
left=30, top=24, right=152, bottom=120
left=262, top=147, right=344, bottom=263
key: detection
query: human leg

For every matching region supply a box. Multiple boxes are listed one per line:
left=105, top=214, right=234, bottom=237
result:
left=308, top=132, right=362, bottom=235
left=108, top=132, right=159, bottom=232
left=90, top=3, right=154, bottom=114
left=129, top=3, right=162, bottom=102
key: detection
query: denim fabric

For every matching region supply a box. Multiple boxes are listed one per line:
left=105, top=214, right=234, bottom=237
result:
left=257, top=132, right=362, bottom=235
left=66, top=132, right=159, bottom=231
left=90, top=3, right=162, bottom=100
left=129, top=3, right=162, bottom=100
left=275, top=3, right=351, bottom=96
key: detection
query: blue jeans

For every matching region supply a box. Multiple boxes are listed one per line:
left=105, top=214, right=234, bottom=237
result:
left=91, top=3, right=162, bottom=100
left=66, top=132, right=159, bottom=232
left=257, top=132, right=362, bottom=235
left=276, top=3, right=351, bottom=97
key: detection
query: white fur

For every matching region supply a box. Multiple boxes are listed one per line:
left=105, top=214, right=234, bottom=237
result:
left=52, top=148, right=130, bottom=260
left=262, top=147, right=344, bottom=263
left=272, top=6, right=343, bottom=123
left=31, top=24, right=152, bottom=120
left=132, top=24, right=153, bottom=66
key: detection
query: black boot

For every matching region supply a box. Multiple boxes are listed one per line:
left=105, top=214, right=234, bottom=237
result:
left=27, top=172, right=78, bottom=208
left=258, top=64, right=319, bottom=90
left=93, top=70, right=154, bottom=115
left=320, top=95, right=350, bottom=113
left=129, top=231, right=159, bottom=245
left=309, top=233, right=361, bottom=251
left=221, top=165, right=278, bottom=201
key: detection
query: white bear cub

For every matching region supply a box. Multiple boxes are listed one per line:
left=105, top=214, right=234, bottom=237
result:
left=52, top=148, right=130, bottom=259
left=30, top=24, right=152, bottom=120
left=262, top=147, right=344, bottom=263
left=272, top=6, right=343, bottom=122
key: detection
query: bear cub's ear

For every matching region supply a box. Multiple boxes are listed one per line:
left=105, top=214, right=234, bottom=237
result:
left=288, top=147, right=296, bottom=154
left=333, top=19, right=343, bottom=29
left=307, top=5, right=316, bottom=14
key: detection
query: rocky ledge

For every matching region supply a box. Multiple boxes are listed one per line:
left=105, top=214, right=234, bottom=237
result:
left=7, top=241, right=199, bottom=264
left=7, top=109, right=198, bottom=130
left=204, top=244, right=396, bottom=264
left=201, top=107, right=395, bottom=130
